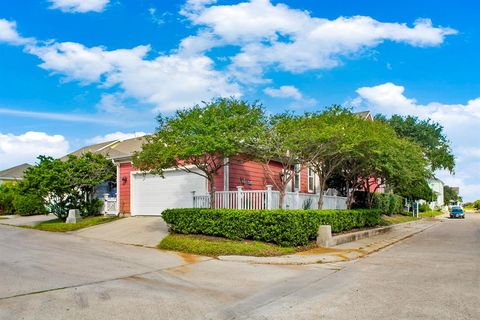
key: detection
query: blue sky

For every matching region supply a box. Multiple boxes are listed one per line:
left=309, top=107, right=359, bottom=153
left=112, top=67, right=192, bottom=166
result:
left=0, top=0, right=479, bottom=200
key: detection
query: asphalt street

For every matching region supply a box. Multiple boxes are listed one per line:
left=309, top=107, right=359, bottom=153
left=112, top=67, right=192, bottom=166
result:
left=1, top=214, right=479, bottom=319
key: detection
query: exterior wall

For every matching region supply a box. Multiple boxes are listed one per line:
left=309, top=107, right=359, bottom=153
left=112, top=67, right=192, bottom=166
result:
left=215, top=156, right=317, bottom=194
left=428, top=179, right=444, bottom=208
left=118, top=162, right=134, bottom=214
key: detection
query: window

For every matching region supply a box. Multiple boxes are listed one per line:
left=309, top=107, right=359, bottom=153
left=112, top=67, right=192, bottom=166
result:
left=294, top=164, right=301, bottom=191
left=308, top=167, right=314, bottom=193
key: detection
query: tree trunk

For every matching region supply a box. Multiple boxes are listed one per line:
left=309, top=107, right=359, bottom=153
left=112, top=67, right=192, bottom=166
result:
left=317, top=179, right=326, bottom=209
left=209, top=176, right=216, bottom=209
left=279, top=189, right=286, bottom=209
left=346, top=181, right=354, bottom=209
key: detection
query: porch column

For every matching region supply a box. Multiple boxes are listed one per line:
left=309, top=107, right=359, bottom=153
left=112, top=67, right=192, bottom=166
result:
left=237, top=186, right=243, bottom=209
left=266, top=185, right=273, bottom=210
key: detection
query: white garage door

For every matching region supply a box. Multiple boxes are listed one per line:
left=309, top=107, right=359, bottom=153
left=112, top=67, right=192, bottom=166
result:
left=130, top=169, right=207, bottom=216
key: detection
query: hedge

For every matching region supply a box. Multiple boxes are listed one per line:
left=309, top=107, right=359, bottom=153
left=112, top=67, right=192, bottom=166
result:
left=162, top=208, right=381, bottom=247
left=12, top=194, right=48, bottom=216
left=373, top=193, right=404, bottom=215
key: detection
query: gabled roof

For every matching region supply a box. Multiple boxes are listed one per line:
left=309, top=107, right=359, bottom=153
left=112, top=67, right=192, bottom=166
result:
left=62, top=140, right=118, bottom=160
left=0, top=163, right=32, bottom=180
left=354, top=111, right=373, bottom=121
left=63, top=136, right=148, bottom=161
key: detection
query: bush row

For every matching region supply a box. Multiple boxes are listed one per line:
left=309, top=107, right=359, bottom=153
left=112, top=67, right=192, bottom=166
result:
left=373, top=193, right=404, bottom=215
left=162, top=208, right=381, bottom=247
left=0, top=185, right=47, bottom=216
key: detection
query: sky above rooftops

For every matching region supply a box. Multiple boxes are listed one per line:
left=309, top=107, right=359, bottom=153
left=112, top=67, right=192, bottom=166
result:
left=0, top=0, right=479, bottom=200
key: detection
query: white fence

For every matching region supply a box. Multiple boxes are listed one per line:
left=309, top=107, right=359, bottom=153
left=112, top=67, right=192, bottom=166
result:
left=102, top=194, right=118, bottom=215
left=193, top=186, right=347, bottom=210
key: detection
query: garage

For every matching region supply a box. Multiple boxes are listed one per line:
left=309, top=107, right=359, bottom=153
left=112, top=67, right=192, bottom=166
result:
left=130, top=169, right=207, bottom=216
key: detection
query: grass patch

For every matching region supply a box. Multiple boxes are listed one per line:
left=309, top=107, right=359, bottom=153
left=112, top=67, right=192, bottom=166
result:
left=0, top=217, right=8, bottom=220
left=420, top=210, right=444, bottom=218
left=158, top=234, right=300, bottom=257
left=24, top=216, right=119, bottom=232
left=381, top=214, right=419, bottom=226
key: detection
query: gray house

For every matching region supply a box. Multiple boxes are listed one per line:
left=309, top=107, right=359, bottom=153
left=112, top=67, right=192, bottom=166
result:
left=0, top=163, right=32, bottom=186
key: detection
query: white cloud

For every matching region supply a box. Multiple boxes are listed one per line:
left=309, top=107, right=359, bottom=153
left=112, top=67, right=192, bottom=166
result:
left=1, top=2, right=457, bottom=115
left=48, top=0, right=110, bottom=13
left=87, top=132, right=147, bottom=144
left=26, top=42, right=241, bottom=111
left=0, top=132, right=69, bottom=170
left=351, top=82, right=480, bottom=201
left=264, top=85, right=316, bottom=107
left=264, top=85, right=303, bottom=100
left=0, top=19, right=33, bottom=45
left=0, top=107, right=122, bottom=124
left=181, top=0, right=456, bottom=82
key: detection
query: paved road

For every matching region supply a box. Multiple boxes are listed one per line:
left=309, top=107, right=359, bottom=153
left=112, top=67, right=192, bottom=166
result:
left=1, top=214, right=479, bottom=319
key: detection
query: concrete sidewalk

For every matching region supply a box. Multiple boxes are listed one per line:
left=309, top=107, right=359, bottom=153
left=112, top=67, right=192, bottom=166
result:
left=0, top=214, right=56, bottom=226
left=74, top=216, right=169, bottom=247
left=219, top=218, right=441, bottom=265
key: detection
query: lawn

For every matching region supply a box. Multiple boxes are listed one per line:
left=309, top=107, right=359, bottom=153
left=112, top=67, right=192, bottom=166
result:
left=158, top=234, right=300, bottom=257
left=25, top=216, right=119, bottom=232
left=420, top=210, right=444, bottom=218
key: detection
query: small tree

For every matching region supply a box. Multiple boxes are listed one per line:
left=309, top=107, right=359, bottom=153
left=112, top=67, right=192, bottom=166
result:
left=21, top=153, right=115, bottom=220
left=134, top=98, right=265, bottom=209
left=251, top=113, right=305, bottom=208
left=375, top=114, right=455, bottom=172
left=298, top=107, right=358, bottom=209
left=443, top=185, right=460, bottom=205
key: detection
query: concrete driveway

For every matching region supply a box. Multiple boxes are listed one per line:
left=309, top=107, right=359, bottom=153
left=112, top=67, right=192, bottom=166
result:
left=74, top=216, right=169, bottom=247
left=0, top=213, right=56, bottom=226
left=1, top=213, right=479, bottom=319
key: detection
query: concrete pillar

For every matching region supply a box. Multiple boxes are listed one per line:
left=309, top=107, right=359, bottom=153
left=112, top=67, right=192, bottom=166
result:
left=266, top=185, right=272, bottom=210
left=316, top=225, right=332, bottom=247
left=237, top=186, right=243, bottom=209
left=66, top=209, right=82, bottom=224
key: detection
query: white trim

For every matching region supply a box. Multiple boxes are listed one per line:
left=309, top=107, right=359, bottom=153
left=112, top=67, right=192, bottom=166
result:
left=223, top=157, right=229, bottom=191
left=293, top=164, right=301, bottom=192
left=115, top=163, right=120, bottom=214
left=130, top=165, right=199, bottom=175
left=308, top=167, right=314, bottom=193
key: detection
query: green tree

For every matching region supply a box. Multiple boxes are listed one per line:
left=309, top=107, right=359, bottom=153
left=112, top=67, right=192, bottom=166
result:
left=298, top=107, right=361, bottom=208
left=250, top=113, right=305, bottom=208
left=443, top=185, right=460, bottom=205
left=375, top=114, right=455, bottom=172
left=134, top=98, right=265, bottom=209
left=337, top=118, right=430, bottom=208
left=21, top=153, right=115, bottom=220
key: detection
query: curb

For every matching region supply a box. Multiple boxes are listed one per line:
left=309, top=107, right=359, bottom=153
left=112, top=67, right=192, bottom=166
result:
left=218, top=219, right=440, bottom=265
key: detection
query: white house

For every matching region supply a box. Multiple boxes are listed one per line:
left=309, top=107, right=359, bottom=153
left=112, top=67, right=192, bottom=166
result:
left=428, top=178, right=444, bottom=209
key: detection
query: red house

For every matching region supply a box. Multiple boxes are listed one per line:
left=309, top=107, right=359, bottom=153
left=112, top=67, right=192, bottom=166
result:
left=68, top=111, right=376, bottom=216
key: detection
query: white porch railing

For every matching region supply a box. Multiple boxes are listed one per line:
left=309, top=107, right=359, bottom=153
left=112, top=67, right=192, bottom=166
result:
left=102, top=194, right=118, bottom=215
left=194, top=186, right=347, bottom=210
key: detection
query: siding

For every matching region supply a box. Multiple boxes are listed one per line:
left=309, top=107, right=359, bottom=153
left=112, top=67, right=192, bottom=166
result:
left=119, top=162, right=134, bottom=214
left=223, top=156, right=283, bottom=191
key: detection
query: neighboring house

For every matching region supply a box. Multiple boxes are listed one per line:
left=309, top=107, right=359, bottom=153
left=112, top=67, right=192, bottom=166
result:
left=428, top=178, right=444, bottom=209
left=0, top=163, right=32, bottom=186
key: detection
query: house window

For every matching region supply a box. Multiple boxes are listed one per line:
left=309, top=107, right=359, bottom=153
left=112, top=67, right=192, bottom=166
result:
left=308, top=167, right=314, bottom=193
left=294, top=164, right=301, bottom=191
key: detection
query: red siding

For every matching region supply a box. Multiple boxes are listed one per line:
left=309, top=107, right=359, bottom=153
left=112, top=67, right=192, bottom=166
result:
left=223, top=156, right=282, bottom=191
left=119, top=162, right=134, bottom=214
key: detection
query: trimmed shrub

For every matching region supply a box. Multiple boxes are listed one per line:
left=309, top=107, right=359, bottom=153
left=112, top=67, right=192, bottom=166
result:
left=80, top=198, right=103, bottom=217
left=373, top=193, right=404, bottom=215
left=419, top=203, right=429, bottom=213
left=0, top=185, right=17, bottom=215
left=162, top=208, right=381, bottom=247
left=13, top=194, right=48, bottom=216
left=473, top=200, right=480, bottom=210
